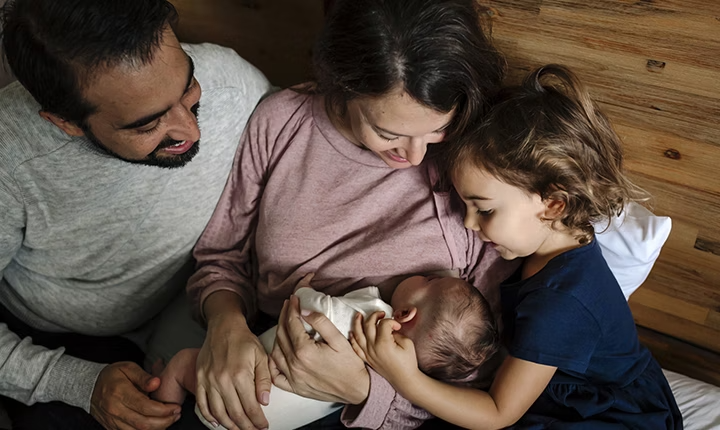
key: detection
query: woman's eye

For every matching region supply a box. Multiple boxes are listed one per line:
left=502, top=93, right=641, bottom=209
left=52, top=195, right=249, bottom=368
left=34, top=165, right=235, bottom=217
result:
left=380, top=134, right=398, bottom=142
left=476, top=208, right=494, bottom=216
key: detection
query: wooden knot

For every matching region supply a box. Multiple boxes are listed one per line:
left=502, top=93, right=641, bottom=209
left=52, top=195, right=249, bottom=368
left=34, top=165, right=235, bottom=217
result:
left=646, top=60, right=666, bottom=73
left=664, top=149, right=681, bottom=160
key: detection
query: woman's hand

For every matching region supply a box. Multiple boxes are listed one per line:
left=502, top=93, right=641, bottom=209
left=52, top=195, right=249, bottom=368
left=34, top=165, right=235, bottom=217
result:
left=196, top=291, right=271, bottom=430
left=269, top=295, right=370, bottom=405
left=350, top=311, right=421, bottom=391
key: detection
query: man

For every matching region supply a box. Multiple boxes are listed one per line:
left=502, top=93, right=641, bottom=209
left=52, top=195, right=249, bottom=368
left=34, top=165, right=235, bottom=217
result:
left=0, top=0, right=272, bottom=428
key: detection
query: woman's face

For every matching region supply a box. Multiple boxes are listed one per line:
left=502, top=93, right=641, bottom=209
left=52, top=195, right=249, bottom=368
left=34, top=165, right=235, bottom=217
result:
left=341, top=88, right=455, bottom=169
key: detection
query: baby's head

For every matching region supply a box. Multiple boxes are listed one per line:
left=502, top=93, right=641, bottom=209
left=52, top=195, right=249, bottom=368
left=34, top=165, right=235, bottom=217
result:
left=391, top=275, right=498, bottom=386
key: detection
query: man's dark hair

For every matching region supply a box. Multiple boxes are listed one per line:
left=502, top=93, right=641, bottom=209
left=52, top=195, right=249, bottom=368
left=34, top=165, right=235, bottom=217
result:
left=0, top=0, right=178, bottom=123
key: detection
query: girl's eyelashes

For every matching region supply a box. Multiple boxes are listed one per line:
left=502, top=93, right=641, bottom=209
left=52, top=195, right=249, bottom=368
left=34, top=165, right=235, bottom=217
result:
left=476, top=208, right=494, bottom=216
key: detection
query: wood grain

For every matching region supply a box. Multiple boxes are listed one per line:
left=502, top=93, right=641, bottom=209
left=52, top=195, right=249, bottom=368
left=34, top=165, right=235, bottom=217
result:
left=486, top=0, right=720, bottom=384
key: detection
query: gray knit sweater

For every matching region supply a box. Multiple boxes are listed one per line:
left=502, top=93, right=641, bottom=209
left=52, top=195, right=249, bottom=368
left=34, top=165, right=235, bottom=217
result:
left=0, top=43, right=271, bottom=411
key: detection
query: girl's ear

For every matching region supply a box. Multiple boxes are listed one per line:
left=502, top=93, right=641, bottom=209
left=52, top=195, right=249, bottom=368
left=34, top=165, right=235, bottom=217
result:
left=392, top=306, right=418, bottom=323
left=542, top=198, right=566, bottom=220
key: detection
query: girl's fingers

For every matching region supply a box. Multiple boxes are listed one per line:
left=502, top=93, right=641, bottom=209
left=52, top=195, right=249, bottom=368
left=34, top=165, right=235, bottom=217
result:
left=349, top=333, right=368, bottom=362
left=361, top=311, right=384, bottom=343
left=351, top=313, right=370, bottom=350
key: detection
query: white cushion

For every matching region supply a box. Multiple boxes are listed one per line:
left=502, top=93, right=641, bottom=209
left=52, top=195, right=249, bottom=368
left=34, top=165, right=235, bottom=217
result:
left=595, top=202, right=672, bottom=299
left=663, top=369, right=720, bottom=430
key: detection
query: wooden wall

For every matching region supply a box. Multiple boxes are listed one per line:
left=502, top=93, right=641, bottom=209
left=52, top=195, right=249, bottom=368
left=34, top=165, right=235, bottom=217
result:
left=168, top=0, right=720, bottom=383
left=484, top=0, right=720, bottom=383
left=170, top=0, right=323, bottom=87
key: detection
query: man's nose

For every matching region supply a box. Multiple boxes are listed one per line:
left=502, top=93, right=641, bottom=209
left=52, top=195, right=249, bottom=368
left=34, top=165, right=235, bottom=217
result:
left=166, top=104, right=201, bottom=143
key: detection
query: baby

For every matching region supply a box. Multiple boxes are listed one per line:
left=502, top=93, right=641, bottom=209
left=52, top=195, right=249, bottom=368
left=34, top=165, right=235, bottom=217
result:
left=154, top=273, right=498, bottom=429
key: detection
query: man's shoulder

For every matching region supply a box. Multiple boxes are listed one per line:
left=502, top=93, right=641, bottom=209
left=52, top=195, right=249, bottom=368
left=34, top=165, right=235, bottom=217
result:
left=182, top=43, right=271, bottom=96
left=0, top=83, right=68, bottom=171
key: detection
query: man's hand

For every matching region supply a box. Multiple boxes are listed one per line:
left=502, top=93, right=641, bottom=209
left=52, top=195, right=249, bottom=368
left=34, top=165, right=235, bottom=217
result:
left=269, top=295, right=370, bottom=405
left=195, top=310, right=271, bottom=430
left=90, top=361, right=181, bottom=430
left=350, top=312, right=421, bottom=391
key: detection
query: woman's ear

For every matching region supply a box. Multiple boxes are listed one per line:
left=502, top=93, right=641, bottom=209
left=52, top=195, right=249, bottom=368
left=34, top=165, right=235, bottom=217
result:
left=392, top=306, right=417, bottom=323
left=39, top=111, right=85, bottom=137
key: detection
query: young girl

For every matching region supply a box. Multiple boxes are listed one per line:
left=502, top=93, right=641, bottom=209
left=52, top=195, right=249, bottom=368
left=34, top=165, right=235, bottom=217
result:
left=350, top=65, right=682, bottom=429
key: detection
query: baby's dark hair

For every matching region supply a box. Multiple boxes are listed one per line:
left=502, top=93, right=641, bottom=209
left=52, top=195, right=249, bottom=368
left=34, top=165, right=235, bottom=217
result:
left=443, top=65, right=647, bottom=242
left=418, top=279, right=499, bottom=388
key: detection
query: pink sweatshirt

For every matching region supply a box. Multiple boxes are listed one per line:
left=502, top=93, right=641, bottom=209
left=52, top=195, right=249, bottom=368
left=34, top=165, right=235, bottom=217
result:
left=188, top=89, right=516, bottom=429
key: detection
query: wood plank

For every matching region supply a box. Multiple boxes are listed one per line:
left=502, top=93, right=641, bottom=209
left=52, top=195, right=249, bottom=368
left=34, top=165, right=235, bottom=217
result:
left=638, top=326, right=720, bottom=387
left=629, top=172, right=720, bottom=246
left=169, top=0, right=323, bottom=87
left=630, top=302, right=720, bottom=353
left=616, top=124, right=720, bottom=196
left=706, top=310, right=720, bottom=332
left=629, top=288, right=709, bottom=325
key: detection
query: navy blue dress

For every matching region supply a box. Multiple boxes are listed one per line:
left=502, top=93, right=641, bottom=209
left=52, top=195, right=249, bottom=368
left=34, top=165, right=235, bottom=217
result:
left=501, top=239, right=682, bottom=429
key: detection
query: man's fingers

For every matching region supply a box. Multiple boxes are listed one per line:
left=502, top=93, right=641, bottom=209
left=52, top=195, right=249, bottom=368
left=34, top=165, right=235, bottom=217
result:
left=119, top=407, right=179, bottom=430
left=125, top=387, right=180, bottom=417
left=120, top=362, right=158, bottom=392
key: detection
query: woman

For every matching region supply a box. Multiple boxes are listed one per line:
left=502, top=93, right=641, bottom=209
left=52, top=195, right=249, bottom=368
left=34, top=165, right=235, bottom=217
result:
left=187, top=0, right=507, bottom=428
left=186, top=0, right=660, bottom=429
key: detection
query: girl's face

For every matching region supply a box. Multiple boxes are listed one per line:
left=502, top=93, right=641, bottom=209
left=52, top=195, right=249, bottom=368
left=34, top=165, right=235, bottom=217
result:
left=340, top=87, right=454, bottom=169
left=452, top=164, right=553, bottom=260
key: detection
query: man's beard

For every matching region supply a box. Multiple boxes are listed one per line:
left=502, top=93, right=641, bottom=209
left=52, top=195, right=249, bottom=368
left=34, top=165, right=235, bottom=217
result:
left=83, top=102, right=201, bottom=169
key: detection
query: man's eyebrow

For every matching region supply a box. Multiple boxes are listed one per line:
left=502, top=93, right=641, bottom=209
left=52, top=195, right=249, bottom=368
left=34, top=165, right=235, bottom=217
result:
left=373, top=122, right=450, bottom=138
left=118, top=56, right=195, bottom=130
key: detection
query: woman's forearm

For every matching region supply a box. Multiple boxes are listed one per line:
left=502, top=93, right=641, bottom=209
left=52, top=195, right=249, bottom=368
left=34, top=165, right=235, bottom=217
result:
left=203, top=290, right=247, bottom=326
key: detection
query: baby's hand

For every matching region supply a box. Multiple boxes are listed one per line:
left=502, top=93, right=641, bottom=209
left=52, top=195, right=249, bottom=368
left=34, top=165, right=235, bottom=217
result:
left=293, top=273, right=316, bottom=293
left=349, top=312, right=420, bottom=390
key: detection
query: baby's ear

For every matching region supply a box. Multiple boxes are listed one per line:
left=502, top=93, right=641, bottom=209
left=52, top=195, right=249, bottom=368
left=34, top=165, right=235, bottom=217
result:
left=392, top=306, right=417, bottom=323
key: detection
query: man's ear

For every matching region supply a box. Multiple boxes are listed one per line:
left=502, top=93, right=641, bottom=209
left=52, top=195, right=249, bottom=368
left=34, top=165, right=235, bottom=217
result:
left=39, top=111, right=85, bottom=137
left=542, top=198, right=566, bottom=220
left=392, top=306, right=417, bottom=323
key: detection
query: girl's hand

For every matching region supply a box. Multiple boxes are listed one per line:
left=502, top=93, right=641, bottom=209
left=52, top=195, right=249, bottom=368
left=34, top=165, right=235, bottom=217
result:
left=350, top=311, right=421, bottom=389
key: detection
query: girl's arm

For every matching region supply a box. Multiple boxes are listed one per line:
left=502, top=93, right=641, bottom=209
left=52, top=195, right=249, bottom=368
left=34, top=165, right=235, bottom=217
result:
left=402, top=356, right=556, bottom=429
left=351, top=312, right=556, bottom=430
